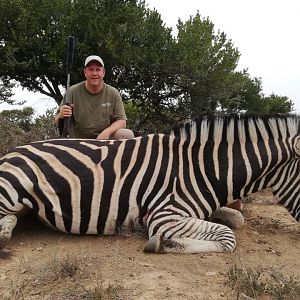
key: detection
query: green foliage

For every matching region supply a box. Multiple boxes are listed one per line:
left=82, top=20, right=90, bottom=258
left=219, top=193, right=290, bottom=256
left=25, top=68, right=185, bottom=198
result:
left=124, top=100, right=181, bottom=135
left=32, top=108, right=59, bottom=140
left=0, top=114, right=27, bottom=156
left=0, top=78, right=16, bottom=104
left=0, top=0, right=73, bottom=103
left=0, top=0, right=174, bottom=107
left=175, top=13, right=240, bottom=116
left=264, top=93, right=294, bottom=114
left=0, top=0, right=294, bottom=131
left=0, top=108, right=58, bottom=157
left=219, top=72, right=264, bottom=113
left=0, top=106, right=34, bottom=131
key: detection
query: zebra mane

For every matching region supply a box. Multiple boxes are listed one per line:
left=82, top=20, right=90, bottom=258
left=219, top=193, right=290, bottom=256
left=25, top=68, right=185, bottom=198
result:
left=169, top=114, right=300, bottom=141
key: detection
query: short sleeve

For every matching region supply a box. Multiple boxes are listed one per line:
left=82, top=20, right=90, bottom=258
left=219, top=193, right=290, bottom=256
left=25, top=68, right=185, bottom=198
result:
left=112, top=89, right=127, bottom=121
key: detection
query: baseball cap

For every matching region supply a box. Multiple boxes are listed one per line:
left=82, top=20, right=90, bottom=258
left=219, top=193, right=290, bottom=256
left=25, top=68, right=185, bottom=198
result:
left=84, top=55, right=104, bottom=67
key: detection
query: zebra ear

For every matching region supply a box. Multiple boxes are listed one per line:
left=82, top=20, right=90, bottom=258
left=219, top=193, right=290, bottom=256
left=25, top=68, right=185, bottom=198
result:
left=294, top=137, right=300, bottom=156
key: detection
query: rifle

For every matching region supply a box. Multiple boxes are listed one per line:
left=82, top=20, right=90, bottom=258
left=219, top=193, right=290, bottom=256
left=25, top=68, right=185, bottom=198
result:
left=59, top=36, right=75, bottom=137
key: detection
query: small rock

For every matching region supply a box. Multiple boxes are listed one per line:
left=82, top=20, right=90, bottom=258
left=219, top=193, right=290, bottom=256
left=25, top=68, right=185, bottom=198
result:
left=141, top=263, right=154, bottom=267
left=128, top=256, right=135, bottom=261
left=205, top=271, right=217, bottom=276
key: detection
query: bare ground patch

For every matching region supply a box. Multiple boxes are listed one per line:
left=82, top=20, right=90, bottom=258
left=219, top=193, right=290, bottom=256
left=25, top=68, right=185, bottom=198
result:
left=0, top=191, right=299, bottom=299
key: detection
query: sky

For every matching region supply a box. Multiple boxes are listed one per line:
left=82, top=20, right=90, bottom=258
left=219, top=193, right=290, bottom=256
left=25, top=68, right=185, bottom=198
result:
left=0, top=0, right=299, bottom=115
left=147, top=0, right=300, bottom=111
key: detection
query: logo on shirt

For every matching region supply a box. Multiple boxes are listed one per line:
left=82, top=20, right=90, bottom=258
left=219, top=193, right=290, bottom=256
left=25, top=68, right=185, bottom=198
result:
left=102, top=103, right=111, bottom=107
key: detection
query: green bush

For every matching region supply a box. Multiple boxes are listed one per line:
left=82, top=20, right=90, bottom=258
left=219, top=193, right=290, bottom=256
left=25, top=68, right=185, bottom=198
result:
left=0, top=109, right=59, bottom=157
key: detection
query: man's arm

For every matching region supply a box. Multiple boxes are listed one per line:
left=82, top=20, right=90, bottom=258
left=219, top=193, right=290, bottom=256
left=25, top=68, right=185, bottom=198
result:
left=54, top=104, right=73, bottom=125
left=96, top=119, right=126, bottom=140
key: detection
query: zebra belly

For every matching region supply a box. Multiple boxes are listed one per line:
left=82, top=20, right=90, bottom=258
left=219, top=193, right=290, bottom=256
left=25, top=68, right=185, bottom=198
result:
left=42, top=198, right=142, bottom=236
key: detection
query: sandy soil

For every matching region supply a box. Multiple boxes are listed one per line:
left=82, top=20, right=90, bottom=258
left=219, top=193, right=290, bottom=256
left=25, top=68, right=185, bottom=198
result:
left=0, top=191, right=299, bottom=300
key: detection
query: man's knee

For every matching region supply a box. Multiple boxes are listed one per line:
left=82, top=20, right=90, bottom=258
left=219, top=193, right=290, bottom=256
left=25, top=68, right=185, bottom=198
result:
left=111, top=128, right=134, bottom=140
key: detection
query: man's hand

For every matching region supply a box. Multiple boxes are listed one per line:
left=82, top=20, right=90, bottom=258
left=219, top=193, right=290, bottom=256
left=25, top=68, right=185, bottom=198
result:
left=58, top=104, right=74, bottom=119
left=96, top=120, right=127, bottom=140
left=96, top=131, right=110, bottom=140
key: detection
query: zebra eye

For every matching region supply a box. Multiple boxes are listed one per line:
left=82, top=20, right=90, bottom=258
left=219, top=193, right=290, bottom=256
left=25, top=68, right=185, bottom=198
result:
left=294, top=137, right=300, bottom=156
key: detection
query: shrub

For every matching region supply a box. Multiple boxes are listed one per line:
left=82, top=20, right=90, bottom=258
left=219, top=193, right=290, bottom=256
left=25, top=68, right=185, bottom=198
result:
left=0, top=109, right=59, bottom=157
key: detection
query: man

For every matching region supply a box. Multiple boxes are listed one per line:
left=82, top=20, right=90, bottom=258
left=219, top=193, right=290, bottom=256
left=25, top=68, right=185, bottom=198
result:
left=55, top=55, right=134, bottom=140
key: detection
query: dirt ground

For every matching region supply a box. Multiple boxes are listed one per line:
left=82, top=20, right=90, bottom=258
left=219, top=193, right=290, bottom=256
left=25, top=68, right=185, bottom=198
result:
left=0, top=190, right=299, bottom=300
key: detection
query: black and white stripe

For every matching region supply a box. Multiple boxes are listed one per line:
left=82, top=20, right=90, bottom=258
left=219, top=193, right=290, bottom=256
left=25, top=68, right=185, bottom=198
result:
left=0, top=115, right=299, bottom=253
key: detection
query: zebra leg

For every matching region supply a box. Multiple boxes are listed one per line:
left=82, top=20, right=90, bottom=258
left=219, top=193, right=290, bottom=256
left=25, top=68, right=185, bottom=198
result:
left=0, top=215, right=17, bottom=250
left=144, top=217, right=236, bottom=254
left=209, top=207, right=244, bottom=229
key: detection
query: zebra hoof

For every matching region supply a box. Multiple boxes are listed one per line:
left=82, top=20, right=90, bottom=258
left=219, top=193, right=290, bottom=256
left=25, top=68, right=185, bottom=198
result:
left=144, top=234, right=165, bottom=253
left=0, top=215, right=18, bottom=247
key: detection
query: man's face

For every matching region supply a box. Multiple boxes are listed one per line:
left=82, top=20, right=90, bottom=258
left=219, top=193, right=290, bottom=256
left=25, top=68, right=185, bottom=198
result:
left=84, top=62, right=105, bottom=86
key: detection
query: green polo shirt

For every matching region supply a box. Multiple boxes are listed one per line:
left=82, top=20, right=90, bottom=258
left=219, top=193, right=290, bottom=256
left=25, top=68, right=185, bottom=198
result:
left=61, top=81, right=127, bottom=138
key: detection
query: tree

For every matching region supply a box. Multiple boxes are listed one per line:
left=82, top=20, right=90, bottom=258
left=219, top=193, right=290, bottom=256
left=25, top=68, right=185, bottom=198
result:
left=0, top=1, right=294, bottom=129
left=264, top=93, right=294, bottom=114
left=0, top=78, right=15, bottom=104
left=0, top=108, right=58, bottom=156
left=0, top=106, right=34, bottom=131
left=173, top=13, right=294, bottom=117
left=0, top=0, right=175, bottom=107
left=175, top=13, right=241, bottom=116
left=0, top=0, right=182, bottom=131
left=219, top=71, right=264, bottom=113
left=0, top=0, right=74, bottom=104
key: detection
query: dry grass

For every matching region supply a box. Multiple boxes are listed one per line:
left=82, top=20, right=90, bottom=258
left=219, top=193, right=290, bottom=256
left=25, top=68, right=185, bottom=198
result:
left=83, top=273, right=123, bottom=300
left=2, top=253, right=84, bottom=299
left=2, top=250, right=125, bottom=300
left=226, top=260, right=300, bottom=299
left=36, top=252, right=84, bottom=281
left=247, top=217, right=283, bottom=234
left=1, top=280, right=25, bottom=300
